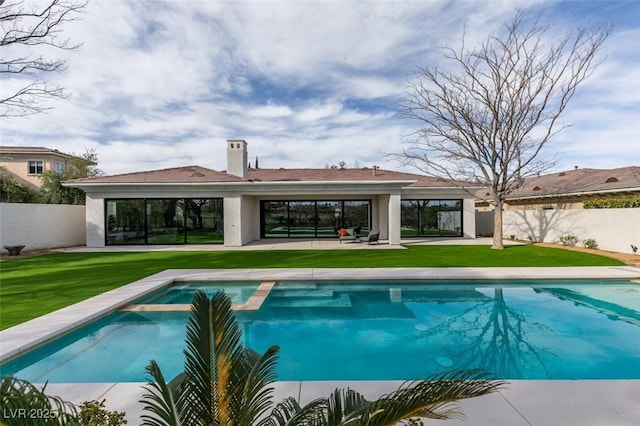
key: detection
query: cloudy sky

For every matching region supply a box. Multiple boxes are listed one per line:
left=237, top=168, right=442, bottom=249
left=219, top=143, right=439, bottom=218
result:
left=2, top=0, right=639, bottom=176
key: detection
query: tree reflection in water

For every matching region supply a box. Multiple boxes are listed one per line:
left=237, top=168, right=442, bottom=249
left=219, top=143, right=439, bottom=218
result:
left=415, top=288, right=554, bottom=378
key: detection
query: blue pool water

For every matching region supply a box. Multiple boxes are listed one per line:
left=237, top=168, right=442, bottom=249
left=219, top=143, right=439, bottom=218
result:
left=1, top=280, right=639, bottom=382
left=132, top=281, right=260, bottom=305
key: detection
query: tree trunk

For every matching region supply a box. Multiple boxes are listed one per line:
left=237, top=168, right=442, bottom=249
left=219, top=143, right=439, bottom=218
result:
left=492, top=200, right=504, bottom=249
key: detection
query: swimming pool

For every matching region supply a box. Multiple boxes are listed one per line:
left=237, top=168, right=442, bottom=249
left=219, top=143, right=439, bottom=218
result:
left=1, top=279, right=639, bottom=382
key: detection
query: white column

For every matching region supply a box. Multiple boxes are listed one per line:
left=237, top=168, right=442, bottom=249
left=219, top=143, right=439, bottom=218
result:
left=86, top=194, right=105, bottom=247
left=223, top=195, right=243, bottom=246
left=463, top=198, right=477, bottom=238
left=388, top=192, right=401, bottom=245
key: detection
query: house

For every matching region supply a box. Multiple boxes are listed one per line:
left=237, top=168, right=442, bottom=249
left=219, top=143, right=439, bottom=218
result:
left=65, top=140, right=481, bottom=247
left=0, top=146, right=90, bottom=189
left=476, top=166, right=640, bottom=211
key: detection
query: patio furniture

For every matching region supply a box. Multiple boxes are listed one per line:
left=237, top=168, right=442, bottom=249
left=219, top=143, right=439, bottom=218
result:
left=338, top=228, right=359, bottom=243
left=359, top=230, right=379, bottom=245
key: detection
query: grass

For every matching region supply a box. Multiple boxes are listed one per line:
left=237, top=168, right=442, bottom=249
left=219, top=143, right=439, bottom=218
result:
left=0, top=244, right=624, bottom=330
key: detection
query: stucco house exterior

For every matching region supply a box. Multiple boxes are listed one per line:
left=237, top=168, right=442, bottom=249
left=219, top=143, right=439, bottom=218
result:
left=0, top=146, right=90, bottom=189
left=65, top=140, right=481, bottom=247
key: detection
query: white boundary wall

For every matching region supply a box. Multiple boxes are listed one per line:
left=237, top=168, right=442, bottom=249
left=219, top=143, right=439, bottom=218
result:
left=477, top=208, right=640, bottom=254
left=0, top=203, right=86, bottom=251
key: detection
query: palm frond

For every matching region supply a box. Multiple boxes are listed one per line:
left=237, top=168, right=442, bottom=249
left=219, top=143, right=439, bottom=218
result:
left=263, top=396, right=329, bottom=426
left=0, top=376, right=79, bottom=425
left=358, top=370, right=506, bottom=426
left=182, top=290, right=246, bottom=425
left=325, top=388, right=370, bottom=426
left=140, top=360, right=183, bottom=426
left=234, top=345, right=281, bottom=425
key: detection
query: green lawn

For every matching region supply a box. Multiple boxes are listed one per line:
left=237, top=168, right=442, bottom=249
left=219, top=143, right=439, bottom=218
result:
left=0, top=245, right=623, bottom=330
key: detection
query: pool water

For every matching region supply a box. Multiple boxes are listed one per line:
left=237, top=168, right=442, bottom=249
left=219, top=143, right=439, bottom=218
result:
left=132, top=281, right=260, bottom=305
left=1, top=280, right=639, bottom=382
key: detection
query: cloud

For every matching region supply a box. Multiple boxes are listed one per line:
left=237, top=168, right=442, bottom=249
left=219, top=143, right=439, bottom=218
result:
left=2, top=0, right=637, bottom=176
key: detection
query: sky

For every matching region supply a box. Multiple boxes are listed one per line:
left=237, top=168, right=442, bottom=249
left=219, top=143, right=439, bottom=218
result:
left=2, top=0, right=639, bottom=176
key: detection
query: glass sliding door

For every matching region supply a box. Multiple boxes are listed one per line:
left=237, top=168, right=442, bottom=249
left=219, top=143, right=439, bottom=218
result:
left=262, top=201, right=289, bottom=237
left=343, top=201, right=370, bottom=233
left=288, top=201, right=316, bottom=237
left=106, top=199, right=145, bottom=244
left=260, top=200, right=372, bottom=238
left=105, top=198, right=223, bottom=245
left=146, top=199, right=184, bottom=244
left=400, top=200, right=421, bottom=237
left=438, top=200, right=462, bottom=235
left=401, top=199, right=463, bottom=237
left=185, top=199, right=224, bottom=243
left=316, top=201, right=341, bottom=237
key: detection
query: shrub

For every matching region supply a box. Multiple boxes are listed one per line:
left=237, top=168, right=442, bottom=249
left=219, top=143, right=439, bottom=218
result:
left=583, top=238, right=599, bottom=250
left=558, top=235, right=578, bottom=246
left=632, top=244, right=638, bottom=254
left=583, top=196, right=640, bottom=209
left=77, top=399, right=127, bottom=425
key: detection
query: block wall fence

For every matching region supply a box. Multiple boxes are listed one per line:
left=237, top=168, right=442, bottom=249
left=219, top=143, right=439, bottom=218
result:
left=477, top=208, right=640, bottom=254
left=0, top=203, right=86, bottom=252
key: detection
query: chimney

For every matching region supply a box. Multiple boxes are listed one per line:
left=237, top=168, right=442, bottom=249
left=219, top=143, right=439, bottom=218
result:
left=226, top=139, right=248, bottom=178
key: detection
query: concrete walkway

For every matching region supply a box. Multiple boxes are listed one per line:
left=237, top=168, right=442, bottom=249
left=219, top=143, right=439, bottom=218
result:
left=59, top=237, right=524, bottom=252
left=43, top=378, right=640, bottom=426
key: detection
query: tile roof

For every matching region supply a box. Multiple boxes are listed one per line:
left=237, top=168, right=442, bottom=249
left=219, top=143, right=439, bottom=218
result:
left=67, top=165, right=471, bottom=188
left=0, top=146, right=77, bottom=159
left=69, top=166, right=242, bottom=183
left=479, top=166, right=640, bottom=200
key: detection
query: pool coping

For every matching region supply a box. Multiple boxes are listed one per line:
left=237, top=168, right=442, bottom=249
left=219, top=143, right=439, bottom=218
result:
left=2, top=266, right=640, bottom=364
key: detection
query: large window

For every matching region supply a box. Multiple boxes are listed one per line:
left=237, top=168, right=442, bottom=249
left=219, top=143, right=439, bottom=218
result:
left=105, top=198, right=223, bottom=245
left=261, top=200, right=371, bottom=238
left=401, top=199, right=462, bottom=237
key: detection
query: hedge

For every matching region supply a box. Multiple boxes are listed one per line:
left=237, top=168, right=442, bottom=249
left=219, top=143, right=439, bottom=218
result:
left=583, top=196, right=640, bottom=209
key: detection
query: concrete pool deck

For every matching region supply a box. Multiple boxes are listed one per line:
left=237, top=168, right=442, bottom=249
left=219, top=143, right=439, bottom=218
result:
left=2, top=265, right=640, bottom=425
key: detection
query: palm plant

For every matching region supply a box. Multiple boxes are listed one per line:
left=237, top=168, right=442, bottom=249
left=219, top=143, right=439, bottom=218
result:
left=140, top=290, right=506, bottom=426
left=0, top=376, right=79, bottom=425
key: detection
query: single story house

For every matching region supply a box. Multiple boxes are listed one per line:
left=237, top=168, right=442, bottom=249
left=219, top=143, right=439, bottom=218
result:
left=476, top=166, right=640, bottom=211
left=65, top=140, right=481, bottom=247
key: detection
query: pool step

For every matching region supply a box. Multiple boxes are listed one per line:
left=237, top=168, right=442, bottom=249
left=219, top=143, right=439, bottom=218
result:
left=269, top=293, right=352, bottom=308
left=273, top=289, right=334, bottom=298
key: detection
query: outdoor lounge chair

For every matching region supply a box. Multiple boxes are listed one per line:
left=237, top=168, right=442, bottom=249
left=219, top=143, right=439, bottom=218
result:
left=338, top=228, right=358, bottom=243
left=360, top=229, right=379, bottom=245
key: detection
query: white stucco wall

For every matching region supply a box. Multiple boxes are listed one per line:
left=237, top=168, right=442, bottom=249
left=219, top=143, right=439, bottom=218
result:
left=0, top=203, right=86, bottom=251
left=480, top=208, right=640, bottom=254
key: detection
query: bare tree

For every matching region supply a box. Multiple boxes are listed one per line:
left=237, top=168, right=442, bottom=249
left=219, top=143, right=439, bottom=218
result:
left=397, top=12, right=612, bottom=249
left=0, top=0, right=86, bottom=118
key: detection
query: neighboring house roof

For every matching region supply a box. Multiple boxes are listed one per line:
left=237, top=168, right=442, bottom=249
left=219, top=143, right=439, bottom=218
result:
left=67, top=165, right=478, bottom=189
left=1, top=146, right=74, bottom=159
left=0, top=146, right=95, bottom=164
left=478, top=166, right=640, bottom=202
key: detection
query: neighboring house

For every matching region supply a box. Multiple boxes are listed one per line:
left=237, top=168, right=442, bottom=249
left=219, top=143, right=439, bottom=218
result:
left=476, top=166, right=640, bottom=211
left=0, top=146, right=89, bottom=189
left=65, top=140, right=481, bottom=247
